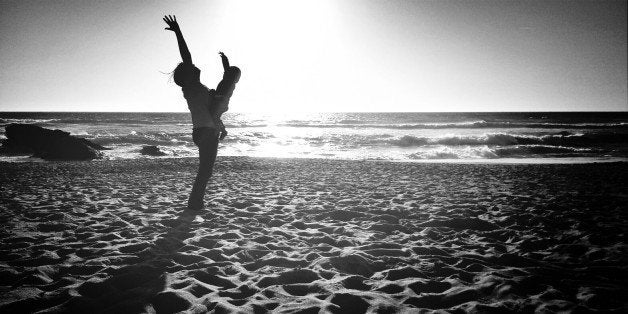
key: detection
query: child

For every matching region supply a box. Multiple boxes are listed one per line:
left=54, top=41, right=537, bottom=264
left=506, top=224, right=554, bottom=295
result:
left=212, top=52, right=241, bottom=140
left=163, top=15, right=240, bottom=210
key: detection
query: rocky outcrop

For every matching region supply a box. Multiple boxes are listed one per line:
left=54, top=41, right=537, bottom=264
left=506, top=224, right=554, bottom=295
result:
left=1, top=124, right=108, bottom=160
left=140, top=145, right=167, bottom=156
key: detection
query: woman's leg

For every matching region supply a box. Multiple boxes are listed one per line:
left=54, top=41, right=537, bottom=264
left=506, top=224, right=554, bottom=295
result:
left=188, top=128, right=219, bottom=209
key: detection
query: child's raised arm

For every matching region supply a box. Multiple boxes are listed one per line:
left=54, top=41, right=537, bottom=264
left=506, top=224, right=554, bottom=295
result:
left=163, top=15, right=193, bottom=65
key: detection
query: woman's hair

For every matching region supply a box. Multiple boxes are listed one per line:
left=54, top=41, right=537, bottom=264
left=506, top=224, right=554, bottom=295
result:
left=173, top=62, right=200, bottom=87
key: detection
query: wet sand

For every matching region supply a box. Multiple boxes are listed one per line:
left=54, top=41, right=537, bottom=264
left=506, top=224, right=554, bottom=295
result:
left=0, top=157, right=627, bottom=313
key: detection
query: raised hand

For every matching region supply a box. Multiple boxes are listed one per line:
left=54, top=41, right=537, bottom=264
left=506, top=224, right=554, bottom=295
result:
left=163, top=15, right=192, bottom=64
left=219, top=51, right=230, bottom=70
left=163, top=15, right=180, bottom=32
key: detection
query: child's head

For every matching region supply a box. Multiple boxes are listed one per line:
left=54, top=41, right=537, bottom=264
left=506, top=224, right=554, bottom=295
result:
left=173, top=63, right=200, bottom=87
left=225, top=66, right=241, bottom=84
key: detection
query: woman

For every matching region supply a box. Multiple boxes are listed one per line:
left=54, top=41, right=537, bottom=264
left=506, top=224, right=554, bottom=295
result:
left=162, top=15, right=226, bottom=210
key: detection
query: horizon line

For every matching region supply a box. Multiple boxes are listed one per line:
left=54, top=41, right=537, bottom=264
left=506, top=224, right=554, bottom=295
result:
left=1, top=110, right=627, bottom=114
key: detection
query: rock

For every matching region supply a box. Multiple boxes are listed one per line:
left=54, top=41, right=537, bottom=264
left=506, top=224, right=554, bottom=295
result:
left=1, top=124, right=107, bottom=160
left=140, top=145, right=167, bottom=156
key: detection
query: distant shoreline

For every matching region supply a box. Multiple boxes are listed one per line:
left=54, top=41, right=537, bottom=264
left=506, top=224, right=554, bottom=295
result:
left=2, top=112, right=627, bottom=161
left=2, top=111, right=628, bottom=114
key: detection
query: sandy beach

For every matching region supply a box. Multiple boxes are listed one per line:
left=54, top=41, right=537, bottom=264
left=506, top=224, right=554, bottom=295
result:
left=0, top=157, right=627, bottom=313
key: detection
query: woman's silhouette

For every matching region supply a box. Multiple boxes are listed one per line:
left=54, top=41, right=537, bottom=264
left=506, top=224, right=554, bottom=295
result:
left=163, top=15, right=239, bottom=210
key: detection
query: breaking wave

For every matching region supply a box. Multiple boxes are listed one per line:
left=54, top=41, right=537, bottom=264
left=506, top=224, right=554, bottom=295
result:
left=278, top=121, right=628, bottom=130
left=2, top=112, right=628, bottom=161
left=407, top=145, right=597, bottom=160
left=386, top=132, right=628, bottom=147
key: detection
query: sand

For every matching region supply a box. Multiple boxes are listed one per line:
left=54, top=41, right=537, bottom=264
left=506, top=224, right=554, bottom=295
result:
left=0, top=157, right=627, bottom=313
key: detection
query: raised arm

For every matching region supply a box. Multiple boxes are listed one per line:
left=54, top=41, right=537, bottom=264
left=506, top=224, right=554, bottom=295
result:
left=163, top=15, right=192, bottom=65
left=219, top=51, right=230, bottom=71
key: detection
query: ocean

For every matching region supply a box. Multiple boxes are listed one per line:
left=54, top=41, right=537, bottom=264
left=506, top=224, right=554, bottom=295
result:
left=1, top=112, right=627, bottom=162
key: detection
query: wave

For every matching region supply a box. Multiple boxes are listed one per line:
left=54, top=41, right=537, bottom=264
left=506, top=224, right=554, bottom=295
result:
left=494, top=145, right=595, bottom=157
left=88, top=131, right=192, bottom=146
left=175, top=122, right=269, bottom=128
left=0, top=118, right=59, bottom=125
left=84, top=130, right=277, bottom=147
left=407, top=145, right=597, bottom=160
left=277, top=121, right=628, bottom=130
left=15, top=118, right=268, bottom=129
left=4, top=114, right=626, bottom=131
left=223, top=123, right=269, bottom=128
left=385, top=132, right=628, bottom=148
left=408, top=146, right=498, bottom=159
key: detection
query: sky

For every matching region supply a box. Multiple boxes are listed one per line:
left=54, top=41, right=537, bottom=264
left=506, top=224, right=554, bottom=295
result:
left=0, top=0, right=626, bottom=112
